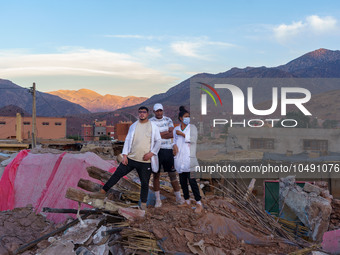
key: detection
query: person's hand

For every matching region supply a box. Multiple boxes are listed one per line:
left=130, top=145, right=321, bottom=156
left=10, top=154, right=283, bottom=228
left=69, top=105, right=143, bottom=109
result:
left=122, top=155, right=128, bottom=165
left=173, top=145, right=178, bottom=156
left=143, top=152, right=154, bottom=161
left=176, top=130, right=185, bottom=137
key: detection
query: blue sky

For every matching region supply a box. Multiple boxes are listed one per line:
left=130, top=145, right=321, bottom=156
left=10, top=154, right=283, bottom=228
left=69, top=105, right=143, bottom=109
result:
left=0, top=0, right=339, bottom=97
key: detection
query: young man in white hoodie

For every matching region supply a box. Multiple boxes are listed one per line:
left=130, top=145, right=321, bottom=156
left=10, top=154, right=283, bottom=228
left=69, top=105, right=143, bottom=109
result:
left=150, top=103, right=184, bottom=207
left=99, top=106, right=161, bottom=210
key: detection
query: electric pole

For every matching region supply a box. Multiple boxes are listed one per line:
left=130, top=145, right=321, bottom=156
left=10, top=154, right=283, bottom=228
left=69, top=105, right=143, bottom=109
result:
left=29, top=83, right=37, bottom=148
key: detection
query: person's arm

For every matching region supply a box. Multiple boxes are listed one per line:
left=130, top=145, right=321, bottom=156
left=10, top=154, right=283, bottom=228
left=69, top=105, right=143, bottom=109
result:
left=121, top=125, right=133, bottom=165
left=172, top=127, right=179, bottom=155
left=160, top=119, right=174, bottom=139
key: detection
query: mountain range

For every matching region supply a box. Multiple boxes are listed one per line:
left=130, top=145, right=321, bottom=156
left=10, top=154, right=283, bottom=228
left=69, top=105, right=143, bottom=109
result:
left=141, top=48, right=340, bottom=107
left=0, top=79, right=90, bottom=117
left=1, top=48, right=340, bottom=135
left=47, top=89, right=148, bottom=113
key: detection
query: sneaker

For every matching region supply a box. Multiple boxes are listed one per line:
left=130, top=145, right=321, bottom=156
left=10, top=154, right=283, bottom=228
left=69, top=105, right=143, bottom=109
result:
left=140, top=202, right=147, bottom=211
left=194, top=204, right=203, bottom=213
left=176, top=197, right=185, bottom=205
left=178, top=200, right=190, bottom=207
left=155, top=199, right=162, bottom=208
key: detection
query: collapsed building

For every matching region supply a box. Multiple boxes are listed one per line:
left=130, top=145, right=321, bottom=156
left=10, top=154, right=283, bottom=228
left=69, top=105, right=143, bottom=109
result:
left=0, top=145, right=339, bottom=254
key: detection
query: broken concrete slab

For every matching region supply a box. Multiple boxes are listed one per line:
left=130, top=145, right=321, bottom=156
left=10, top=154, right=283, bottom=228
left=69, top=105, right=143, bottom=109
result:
left=88, top=244, right=109, bottom=255
left=280, top=176, right=332, bottom=241
left=93, top=225, right=110, bottom=245
left=62, top=219, right=102, bottom=245
left=75, top=246, right=95, bottom=255
left=39, top=240, right=75, bottom=255
left=303, top=182, right=322, bottom=195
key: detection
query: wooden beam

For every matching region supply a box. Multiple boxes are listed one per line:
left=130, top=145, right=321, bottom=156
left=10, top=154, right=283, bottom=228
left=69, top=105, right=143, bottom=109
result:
left=65, top=188, right=122, bottom=213
left=77, top=178, right=122, bottom=201
left=86, top=166, right=112, bottom=183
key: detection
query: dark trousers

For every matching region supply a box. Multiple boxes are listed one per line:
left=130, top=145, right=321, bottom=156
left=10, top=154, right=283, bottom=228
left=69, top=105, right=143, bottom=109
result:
left=179, top=172, right=201, bottom=201
left=102, top=158, right=152, bottom=203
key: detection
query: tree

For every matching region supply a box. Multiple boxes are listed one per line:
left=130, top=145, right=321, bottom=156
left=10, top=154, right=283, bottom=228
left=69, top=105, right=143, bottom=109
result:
left=99, top=135, right=111, bottom=140
left=275, top=111, right=310, bottom=128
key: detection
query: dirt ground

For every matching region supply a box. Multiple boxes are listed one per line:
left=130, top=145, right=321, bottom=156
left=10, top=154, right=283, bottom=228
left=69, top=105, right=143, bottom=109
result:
left=132, top=195, right=301, bottom=255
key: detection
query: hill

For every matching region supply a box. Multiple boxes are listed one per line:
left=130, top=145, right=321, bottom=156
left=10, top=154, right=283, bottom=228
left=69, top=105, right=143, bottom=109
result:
left=0, top=79, right=91, bottom=117
left=48, top=89, right=148, bottom=113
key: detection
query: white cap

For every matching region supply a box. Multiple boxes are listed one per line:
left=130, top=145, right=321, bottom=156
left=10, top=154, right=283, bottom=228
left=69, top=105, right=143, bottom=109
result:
left=153, top=103, right=163, bottom=111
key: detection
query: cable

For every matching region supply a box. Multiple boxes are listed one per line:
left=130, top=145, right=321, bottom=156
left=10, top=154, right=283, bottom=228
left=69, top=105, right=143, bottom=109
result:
left=37, top=91, right=61, bottom=116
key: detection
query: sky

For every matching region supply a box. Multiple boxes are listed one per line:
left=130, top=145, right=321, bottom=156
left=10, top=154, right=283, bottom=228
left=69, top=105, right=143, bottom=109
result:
left=0, top=0, right=339, bottom=97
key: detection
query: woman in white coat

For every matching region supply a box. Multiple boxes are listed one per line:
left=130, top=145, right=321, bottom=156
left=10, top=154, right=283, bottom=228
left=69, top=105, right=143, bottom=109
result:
left=173, top=106, right=203, bottom=213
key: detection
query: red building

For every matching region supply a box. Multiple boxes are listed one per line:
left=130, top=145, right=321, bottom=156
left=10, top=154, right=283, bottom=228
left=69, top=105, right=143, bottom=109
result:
left=81, top=120, right=117, bottom=141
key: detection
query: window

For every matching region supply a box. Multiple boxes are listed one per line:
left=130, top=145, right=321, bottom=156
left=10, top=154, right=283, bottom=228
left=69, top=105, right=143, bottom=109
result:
left=42, top=122, right=49, bottom=126
left=55, top=122, right=62, bottom=126
left=23, top=122, right=30, bottom=125
left=250, top=138, right=274, bottom=149
left=0, top=121, right=6, bottom=125
left=303, top=139, right=328, bottom=151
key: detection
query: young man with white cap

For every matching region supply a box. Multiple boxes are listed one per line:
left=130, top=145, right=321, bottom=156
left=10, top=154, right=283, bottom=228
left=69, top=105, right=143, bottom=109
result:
left=150, top=103, right=184, bottom=207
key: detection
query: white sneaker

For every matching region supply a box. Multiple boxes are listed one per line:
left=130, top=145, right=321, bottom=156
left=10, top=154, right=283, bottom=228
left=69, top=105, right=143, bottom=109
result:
left=176, top=197, right=185, bottom=205
left=155, top=199, right=162, bottom=208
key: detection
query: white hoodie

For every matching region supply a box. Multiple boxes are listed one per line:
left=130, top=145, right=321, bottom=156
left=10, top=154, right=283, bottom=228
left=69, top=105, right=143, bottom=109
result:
left=122, top=120, right=161, bottom=173
left=173, top=124, right=199, bottom=173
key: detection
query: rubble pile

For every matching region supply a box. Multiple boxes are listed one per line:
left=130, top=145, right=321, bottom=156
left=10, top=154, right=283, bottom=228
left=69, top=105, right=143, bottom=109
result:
left=330, top=199, right=340, bottom=231
left=279, top=176, right=332, bottom=242
left=133, top=198, right=299, bottom=254
left=81, top=144, right=115, bottom=160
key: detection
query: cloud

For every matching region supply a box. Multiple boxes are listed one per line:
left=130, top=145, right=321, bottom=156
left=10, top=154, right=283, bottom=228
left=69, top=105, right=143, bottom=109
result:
left=273, top=15, right=338, bottom=42
left=306, top=15, right=337, bottom=32
left=0, top=48, right=175, bottom=83
left=171, top=39, right=235, bottom=58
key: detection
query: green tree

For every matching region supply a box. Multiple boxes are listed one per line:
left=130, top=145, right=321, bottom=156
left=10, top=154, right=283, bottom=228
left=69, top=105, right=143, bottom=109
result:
left=99, top=135, right=111, bottom=140
left=275, top=111, right=310, bottom=128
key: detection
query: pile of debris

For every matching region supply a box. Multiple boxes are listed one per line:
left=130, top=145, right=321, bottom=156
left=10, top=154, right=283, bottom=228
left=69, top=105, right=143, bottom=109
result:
left=27, top=167, right=315, bottom=254
left=330, top=199, right=340, bottom=231
left=81, top=144, right=115, bottom=160
left=2, top=150, right=339, bottom=254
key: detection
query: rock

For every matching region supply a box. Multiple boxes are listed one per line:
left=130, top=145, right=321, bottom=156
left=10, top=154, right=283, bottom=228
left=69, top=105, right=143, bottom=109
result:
left=231, top=249, right=243, bottom=255
left=303, top=182, right=322, bottom=195
left=118, top=207, right=145, bottom=221
left=109, top=244, right=125, bottom=255
left=93, top=226, right=110, bottom=245
left=37, top=240, right=51, bottom=249
left=88, top=244, right=109, bottom=255
left=0, top=245, right=9, bottom=255
left=40, top=240, right=75, bottom=255
left=280, top=176, right=332, bottom=242
left=75, top=247, right=95, bottom=255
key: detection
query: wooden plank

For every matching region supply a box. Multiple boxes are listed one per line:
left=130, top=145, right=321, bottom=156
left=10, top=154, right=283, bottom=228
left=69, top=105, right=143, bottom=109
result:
left=65, top=187, right=122, bottom=213
left=86, top=166, right=112, bottom=183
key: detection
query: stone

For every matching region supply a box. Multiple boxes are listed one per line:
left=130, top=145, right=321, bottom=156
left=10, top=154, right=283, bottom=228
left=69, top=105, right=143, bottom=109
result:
left=280, top=176, right=332, bottom=242
left=303, top=182, right=322, bottom=195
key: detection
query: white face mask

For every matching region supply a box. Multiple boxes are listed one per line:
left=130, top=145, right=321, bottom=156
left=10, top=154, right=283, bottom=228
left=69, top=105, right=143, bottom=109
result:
left=183, top=117, right=190, bottom=125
